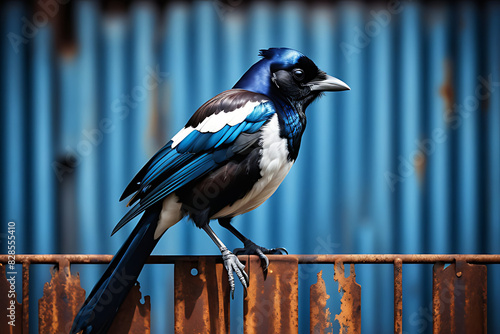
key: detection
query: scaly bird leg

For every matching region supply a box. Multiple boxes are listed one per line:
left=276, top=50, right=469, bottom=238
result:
left=202, top=224, right=248, bottom=298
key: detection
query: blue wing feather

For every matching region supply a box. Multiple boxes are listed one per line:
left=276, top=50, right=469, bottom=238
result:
left=113, top=90, right=275, bottom=235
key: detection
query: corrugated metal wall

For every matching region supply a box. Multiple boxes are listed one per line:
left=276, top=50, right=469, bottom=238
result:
left=1, top=1, right=499, bottom=333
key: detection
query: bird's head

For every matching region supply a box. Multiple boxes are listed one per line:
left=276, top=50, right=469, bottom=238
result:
left=234, top=48, right=350, bottom=109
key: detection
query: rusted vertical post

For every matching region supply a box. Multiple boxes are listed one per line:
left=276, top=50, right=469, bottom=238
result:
left=334, top=261, right=361, bottom=334
left=38, top=259, right=86, bottom=334
left=22, top=262, right=29, bottom=334
left=174, top=257, right=230, bottom=334
left=394, top=258, right=403, bottom=334
left=310, top=270, right=332, bottom=334
left=108, top=283, right=151, bottom=334
left=244, top=256, right=299, bottom=334
left=433, top=262, right=443, bottom=333
left=433, top=261, right=487, bottom=334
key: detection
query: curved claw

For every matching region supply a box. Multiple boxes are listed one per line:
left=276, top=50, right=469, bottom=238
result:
left=233, top=242, right=287, bottom=271
left=221, top=248, right=248, bottom=299
left=270, top=247, right=288, bottom=255
left=255, top=247, right=270, bottom=271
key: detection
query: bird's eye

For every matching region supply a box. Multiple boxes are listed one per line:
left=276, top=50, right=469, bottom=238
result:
left=292, top=68, right=305, bottom=81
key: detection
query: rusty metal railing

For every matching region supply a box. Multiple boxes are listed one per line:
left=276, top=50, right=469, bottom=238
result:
left=1, top=254, right=499, bottom=333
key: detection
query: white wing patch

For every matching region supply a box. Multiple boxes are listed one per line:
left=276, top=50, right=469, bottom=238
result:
left=212, top=114, right=293, bottom=218
left=171, top=100, right=265, bottom=148
left=170, top=127, right=194, bottom=148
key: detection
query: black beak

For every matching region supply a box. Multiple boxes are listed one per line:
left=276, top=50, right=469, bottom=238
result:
left=309, top=74, right=350, bottom=92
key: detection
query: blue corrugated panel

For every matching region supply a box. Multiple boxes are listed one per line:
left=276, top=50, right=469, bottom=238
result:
left=427, top=5, right=451, bottom=256
left=367, top=5, right=394, bottom=331
left=74, top=0, right=100, bottom=290
left=2, top=3, right=28, bottom=254
left=1, top=1, right=499, bottom=333
left=31, top=25, right=56, bottom=254
left=99, top=13, right=128, bottom=252
left=457, top=3, right=479, bottom=254
left=399, top=4, right=426, bottom=331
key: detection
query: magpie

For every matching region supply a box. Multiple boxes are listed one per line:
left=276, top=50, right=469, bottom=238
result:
left=71, top=47, right=349, bottom=334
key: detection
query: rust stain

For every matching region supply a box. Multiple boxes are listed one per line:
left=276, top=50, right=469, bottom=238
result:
left=108, top=283, right=151, bottom=334
left=244, top=255, right=299, bottom=334
left=432, top=260, right=487, bottom=334
left=147, top=81, right=166, bottom=154
left=394, top=259, right=403, bottom=334
left=174, top=257, right=230, bottom=334
left=310, top=270, right=332, bottom=334
left=480, top=90, right=490, bottom=114
left=440, top=59, right=455, bottom=120
left=0, top=264, right=22, bottom=334
left=334, top=260, right=361, bottom=334
left=414, top=145, right=427, bottom=184
left=38, top=260, right=86, bottom=334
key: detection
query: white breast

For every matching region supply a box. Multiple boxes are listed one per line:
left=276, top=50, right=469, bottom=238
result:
left=213, top=114, right=293, bottom=218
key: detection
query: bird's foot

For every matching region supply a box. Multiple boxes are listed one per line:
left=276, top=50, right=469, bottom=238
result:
left=221, top=247, right=248, bottom=299
left=233, top=240, right=288, bottom=271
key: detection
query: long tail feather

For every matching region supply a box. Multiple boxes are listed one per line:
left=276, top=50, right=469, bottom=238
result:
left=70, top=206, right=162, bottom=334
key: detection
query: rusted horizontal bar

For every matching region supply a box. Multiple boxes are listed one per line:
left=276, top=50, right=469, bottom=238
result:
left=0, top=254, right=499, bottom=265
left=295, top=254, right=500, bottom=264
